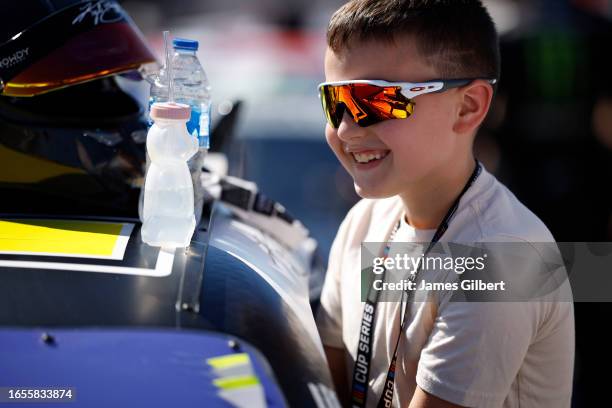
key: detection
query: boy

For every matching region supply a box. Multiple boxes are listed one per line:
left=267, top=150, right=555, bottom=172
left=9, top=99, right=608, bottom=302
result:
left=315, top=1, right=575, bottom=407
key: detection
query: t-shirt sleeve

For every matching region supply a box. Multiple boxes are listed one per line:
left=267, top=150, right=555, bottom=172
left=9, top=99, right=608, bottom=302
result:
left=315, top=209, right=354, bottom=349
left=415, top=299, right=536, bottom=407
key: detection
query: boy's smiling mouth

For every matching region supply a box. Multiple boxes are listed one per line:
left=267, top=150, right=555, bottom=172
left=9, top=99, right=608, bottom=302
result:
left=350, top=149, right=390, bottom=164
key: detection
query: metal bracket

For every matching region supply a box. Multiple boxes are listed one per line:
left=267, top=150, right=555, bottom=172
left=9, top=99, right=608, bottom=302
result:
left=175, top=240, right=207, bottom=316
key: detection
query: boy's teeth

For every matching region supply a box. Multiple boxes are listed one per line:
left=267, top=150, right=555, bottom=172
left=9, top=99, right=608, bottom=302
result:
left=353, top=151, right=388, bottom=163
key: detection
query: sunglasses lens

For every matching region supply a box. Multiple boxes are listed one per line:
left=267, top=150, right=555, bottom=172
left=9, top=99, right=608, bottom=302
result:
left=320, top=83, right=414, bottom=128
left=320, top=85, right=342, bottom=128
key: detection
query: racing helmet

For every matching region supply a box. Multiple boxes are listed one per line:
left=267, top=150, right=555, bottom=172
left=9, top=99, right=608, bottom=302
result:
left=0, top=0, right=159, bottom=217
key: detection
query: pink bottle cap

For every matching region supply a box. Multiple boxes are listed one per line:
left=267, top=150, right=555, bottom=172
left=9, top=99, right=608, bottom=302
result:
left=150, top=102, right=191, bottom=121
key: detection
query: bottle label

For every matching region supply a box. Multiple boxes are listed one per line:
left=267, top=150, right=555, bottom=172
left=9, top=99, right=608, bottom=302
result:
left=199, top=102, right=211, bottom=149
left=186, top=106, right=200, bottom=141
left=184, top=102, right=211, bottom=149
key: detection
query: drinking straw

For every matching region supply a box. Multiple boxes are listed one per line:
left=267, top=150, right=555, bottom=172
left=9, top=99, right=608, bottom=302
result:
left=163, top=30, right=175, bottom=102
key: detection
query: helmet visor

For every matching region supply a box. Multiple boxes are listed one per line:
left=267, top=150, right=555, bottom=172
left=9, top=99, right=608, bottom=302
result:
left=0, top=1, right=158, bottom=97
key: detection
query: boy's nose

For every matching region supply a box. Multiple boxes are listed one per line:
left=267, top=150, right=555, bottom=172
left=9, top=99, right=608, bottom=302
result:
left=336, top=111, right=366, bottom=142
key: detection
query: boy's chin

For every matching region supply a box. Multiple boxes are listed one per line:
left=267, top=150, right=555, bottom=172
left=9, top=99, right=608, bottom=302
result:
left=354, top=183, right=396, bottom=199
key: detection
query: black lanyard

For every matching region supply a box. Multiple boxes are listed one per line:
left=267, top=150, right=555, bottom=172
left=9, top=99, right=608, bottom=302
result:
left=350, top=160, right=482, bottom=408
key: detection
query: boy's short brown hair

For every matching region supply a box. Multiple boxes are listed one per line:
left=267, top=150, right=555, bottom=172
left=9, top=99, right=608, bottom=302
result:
left=327, top=0, right=500, bottom=81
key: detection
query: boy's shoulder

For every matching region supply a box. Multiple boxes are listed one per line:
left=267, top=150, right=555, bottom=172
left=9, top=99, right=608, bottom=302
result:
left=455, top=165, right=556, bottom=243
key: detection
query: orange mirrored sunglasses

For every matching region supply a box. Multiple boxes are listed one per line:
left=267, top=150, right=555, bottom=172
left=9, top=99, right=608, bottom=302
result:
left=318, top=78, right=497, bottom=128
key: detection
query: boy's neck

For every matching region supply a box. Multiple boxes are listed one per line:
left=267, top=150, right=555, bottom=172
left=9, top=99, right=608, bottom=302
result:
left=399, top=156, right=477, bottom=230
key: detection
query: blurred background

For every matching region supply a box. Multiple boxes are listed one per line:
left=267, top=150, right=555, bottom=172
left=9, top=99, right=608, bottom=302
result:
left=121, top=0, right=612, bottom=406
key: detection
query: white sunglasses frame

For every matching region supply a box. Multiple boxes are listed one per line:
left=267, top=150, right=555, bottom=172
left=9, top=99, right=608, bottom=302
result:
left=318, top=78, right=497, bottom=100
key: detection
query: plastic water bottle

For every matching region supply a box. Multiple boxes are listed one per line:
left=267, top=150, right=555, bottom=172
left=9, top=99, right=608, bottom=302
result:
left=141, top=102, right=198, bottom=248
left=171, top=38, right=211, bottom=149
left=171, top=38, right=211, bottom=227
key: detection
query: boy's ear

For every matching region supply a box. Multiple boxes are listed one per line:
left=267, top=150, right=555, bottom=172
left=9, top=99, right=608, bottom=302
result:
left=452, top=80, right=494, bottom=134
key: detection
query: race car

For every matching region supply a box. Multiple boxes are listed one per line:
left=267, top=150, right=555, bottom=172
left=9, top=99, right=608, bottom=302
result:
left=0, top=1, right=338, bottom=406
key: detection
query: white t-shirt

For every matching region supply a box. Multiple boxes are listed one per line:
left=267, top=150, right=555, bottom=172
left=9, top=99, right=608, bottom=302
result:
left=316, top=165, right=575, bottom=408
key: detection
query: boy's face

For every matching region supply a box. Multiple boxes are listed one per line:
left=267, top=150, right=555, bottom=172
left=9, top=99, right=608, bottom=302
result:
left=324, top=38, right=465, bottom=199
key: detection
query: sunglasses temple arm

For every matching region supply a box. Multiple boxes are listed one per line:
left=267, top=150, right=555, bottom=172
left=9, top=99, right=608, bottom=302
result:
left=440, top=79, right=473, bottom=91
left=439, top=78, right=498, bottom=92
